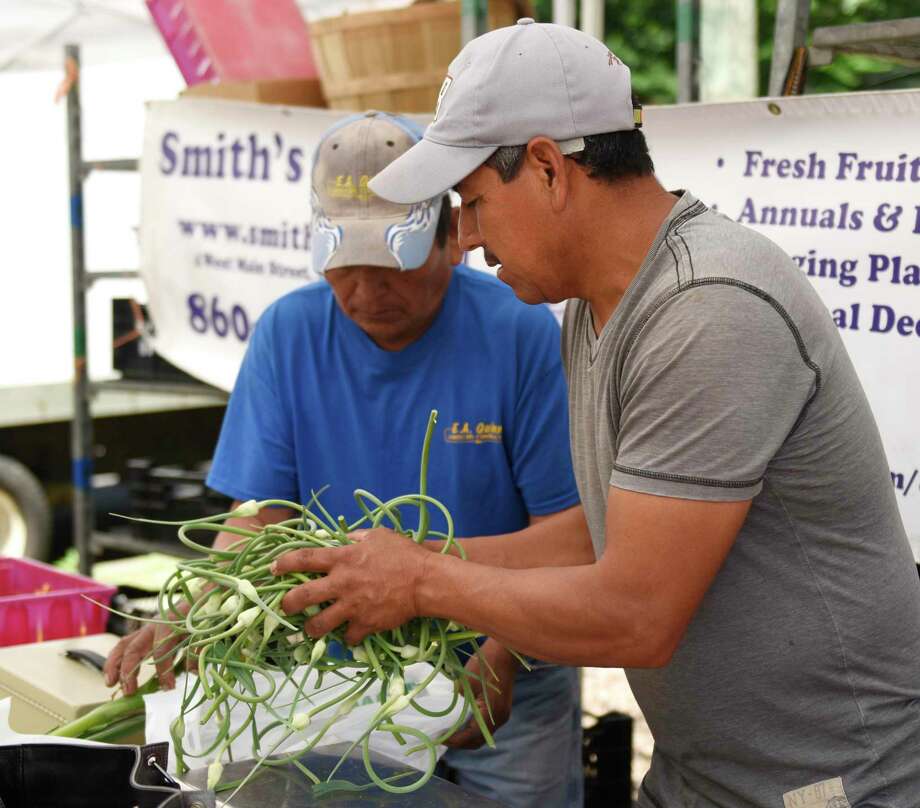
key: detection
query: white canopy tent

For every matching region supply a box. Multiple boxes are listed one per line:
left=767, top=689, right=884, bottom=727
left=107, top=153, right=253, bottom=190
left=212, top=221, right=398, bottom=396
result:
left=0, top=0, right=425, bottom=74
left=0, top=1, right=166, bottom=72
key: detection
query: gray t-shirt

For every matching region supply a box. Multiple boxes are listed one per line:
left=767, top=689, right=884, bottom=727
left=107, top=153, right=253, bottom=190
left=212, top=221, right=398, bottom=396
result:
left=562, top=192, right=920, bottom=807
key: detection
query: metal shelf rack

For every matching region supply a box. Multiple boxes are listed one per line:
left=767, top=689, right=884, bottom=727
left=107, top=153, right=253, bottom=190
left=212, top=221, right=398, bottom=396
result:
left=64, top=43, right=227, bottom=575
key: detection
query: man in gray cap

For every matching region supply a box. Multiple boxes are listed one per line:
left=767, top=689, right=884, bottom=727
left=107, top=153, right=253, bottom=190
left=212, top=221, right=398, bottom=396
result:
left=273, top=19, right=920, bottom=808
left=107, top=110, right=585, bottom=807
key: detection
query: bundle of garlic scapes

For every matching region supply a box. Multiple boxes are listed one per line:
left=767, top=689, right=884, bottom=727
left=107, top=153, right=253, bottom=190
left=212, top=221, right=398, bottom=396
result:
left=53, top=410, right=518, bottom=798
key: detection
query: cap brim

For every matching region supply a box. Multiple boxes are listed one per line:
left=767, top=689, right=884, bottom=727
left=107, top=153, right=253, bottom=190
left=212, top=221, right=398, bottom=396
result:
left=313, top=197, right=442, bottom=275
left=368, top=138, right=498, bottom=204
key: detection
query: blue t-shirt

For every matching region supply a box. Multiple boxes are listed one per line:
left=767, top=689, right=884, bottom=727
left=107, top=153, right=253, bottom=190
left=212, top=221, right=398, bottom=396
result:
left=207, top=264, right=579, bottom=539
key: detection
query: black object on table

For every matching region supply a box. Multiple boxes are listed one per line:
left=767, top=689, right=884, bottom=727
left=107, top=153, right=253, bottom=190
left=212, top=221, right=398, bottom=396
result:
left=0, top=741, right=213, bottom=808
left=583, top=711, right=634, bottom=808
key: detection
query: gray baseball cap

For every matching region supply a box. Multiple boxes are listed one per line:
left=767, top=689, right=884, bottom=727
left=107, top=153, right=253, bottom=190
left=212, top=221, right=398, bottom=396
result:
left=311, top=111, right=443, bottom=274
left=368, top=18, right=636, bottom=204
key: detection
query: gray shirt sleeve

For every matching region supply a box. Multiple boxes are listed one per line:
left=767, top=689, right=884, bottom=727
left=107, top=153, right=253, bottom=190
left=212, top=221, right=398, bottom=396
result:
left=610, top=282, right=818, bottom=501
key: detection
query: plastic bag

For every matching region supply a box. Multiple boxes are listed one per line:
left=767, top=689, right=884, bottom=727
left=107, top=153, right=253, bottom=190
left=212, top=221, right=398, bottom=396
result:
left=144, top=663, right=465, bottom=775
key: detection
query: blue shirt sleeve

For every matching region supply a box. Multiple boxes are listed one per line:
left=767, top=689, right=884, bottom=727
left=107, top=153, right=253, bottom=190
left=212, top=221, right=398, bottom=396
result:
left=206, top=306, right=299, bottom=503
left=507, top=305, right=581, bottom=516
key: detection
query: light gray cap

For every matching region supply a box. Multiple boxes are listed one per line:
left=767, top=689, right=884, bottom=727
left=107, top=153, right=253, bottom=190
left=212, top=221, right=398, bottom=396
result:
left=368, top=18, right=635, bottom=204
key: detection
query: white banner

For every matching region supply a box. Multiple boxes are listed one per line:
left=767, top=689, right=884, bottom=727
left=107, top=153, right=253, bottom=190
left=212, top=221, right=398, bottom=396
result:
left=645, top=91, right=920, bottom=555
left=140, top=100, right=349, bottom=390
left=139, top=91, right=920, bottom=554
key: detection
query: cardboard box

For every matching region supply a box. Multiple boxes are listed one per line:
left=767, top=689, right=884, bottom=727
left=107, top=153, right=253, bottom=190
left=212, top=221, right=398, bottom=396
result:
left=0, top=633, right=151, bottom=741
left=180, top=77, right=326, bottom=108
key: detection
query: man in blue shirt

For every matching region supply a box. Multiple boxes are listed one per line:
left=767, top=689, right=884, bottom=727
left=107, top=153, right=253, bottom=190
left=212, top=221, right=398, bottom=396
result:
left=108, top=111, right=585, bottom=807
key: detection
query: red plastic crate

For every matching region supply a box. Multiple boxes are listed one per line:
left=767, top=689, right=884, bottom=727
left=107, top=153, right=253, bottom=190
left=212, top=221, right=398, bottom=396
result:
left=0, top=558, right=116, bottom=648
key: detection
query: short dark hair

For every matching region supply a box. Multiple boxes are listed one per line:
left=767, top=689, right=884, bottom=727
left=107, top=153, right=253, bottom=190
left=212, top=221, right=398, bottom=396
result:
left=485, top=129, right=655, bottom=185
left=434, top=194, right=452, bottom=248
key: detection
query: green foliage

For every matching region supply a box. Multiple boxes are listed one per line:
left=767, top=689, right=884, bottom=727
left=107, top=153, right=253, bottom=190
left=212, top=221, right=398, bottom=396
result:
left=532, top=0, right=678, bottom=102
left=760, top=0, right=920, bottom=95
left=531, top=0, right=920, bottom=102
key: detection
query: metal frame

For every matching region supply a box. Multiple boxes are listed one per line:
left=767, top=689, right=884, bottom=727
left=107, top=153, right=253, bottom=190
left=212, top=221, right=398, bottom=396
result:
left=769, top=4, right=920, bottom=96
left=64, top=44, right=226, bottom=575
left=461, top=0, right=488, bottom=45
left=811, top=17, right=920, bottom=67
left=65, top=44, right=92, bottom=575
left=553, top=0, right=575, bottom=29
left=580, top=0, right=604, bottom=42
left=676, top=0, right=701, bottom=103
left=768, top=0, right=811, bottom=96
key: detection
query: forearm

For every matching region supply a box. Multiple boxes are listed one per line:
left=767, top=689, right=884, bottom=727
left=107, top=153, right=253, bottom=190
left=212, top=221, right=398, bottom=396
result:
left=416, top=553, right=659, bottom=668
left=213, top=504, right=295, bottom=551
left=436, top=505, right=595, bottom=569
left=213, top=516, right=260, bottom=551
left=416, top=489, right=750, bottom=670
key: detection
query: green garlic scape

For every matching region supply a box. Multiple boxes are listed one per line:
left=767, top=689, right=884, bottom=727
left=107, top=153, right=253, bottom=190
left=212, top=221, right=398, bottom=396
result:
left=59, top=411, right=529, bottom=798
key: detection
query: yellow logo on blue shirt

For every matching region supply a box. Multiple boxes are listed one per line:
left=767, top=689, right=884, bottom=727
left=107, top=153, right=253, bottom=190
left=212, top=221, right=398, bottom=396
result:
left=444, top=421, right=503, bottom=445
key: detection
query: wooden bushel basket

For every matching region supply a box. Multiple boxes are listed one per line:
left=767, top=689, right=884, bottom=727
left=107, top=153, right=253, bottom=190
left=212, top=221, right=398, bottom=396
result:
left=309, top=0, right=532, bottom=113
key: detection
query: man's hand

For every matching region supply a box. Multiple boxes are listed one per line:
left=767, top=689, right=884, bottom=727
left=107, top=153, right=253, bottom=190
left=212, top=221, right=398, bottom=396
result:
left=444, top=638, right=519, bottom=750
left=103, top=621, right=184, bottom=695
left=104, top=501, right=293, bottom=694
left=273, top=527, right=430, bottom=646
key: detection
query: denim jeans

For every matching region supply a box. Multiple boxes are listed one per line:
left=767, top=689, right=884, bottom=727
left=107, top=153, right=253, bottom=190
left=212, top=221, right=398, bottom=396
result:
left=438, top=664, right=584, bottom=807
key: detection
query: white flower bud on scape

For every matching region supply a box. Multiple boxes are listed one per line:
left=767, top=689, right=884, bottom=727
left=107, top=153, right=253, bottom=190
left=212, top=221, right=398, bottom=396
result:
left=207, top=760, right=224, bottom=790
left=232, top=500, right=260, bottom=518
left=291, top=713, right=311, bottom=731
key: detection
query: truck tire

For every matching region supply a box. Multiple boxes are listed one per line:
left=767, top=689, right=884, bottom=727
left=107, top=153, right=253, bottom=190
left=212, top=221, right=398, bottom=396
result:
left=0, top=455, right=52, bottom=560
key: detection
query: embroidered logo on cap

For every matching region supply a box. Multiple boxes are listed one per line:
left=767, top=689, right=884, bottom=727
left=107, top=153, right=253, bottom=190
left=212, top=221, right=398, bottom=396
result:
left=385, top=199, right=436, bottom=270
left=434, top=75, right=453, bottom=122
left=311, top=188, right=343, bottom=273
left=326, top=174, right=374, bottom=202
